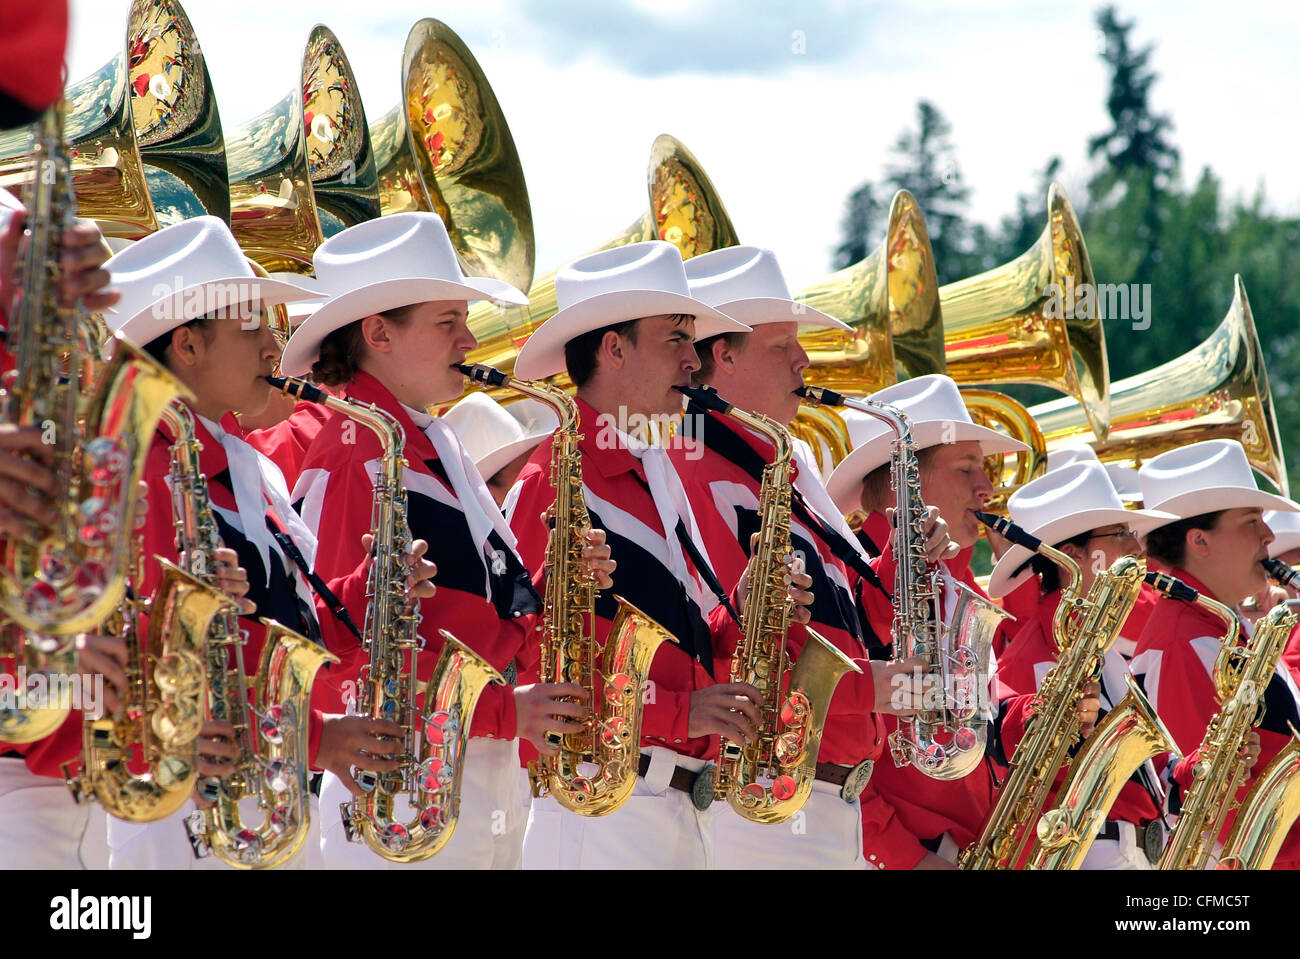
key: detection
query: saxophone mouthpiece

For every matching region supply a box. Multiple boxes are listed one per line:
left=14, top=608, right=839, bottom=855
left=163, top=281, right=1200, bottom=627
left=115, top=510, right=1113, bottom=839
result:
left=1263, top=557, right=1300, bottom=589
left=1144, top=570, right=1200, bottom=603
left=266, top=374, right=328, bottom=405
left=455, top=362, right=509, bottom=388
left=675, top=384, right=731, bottom=414
left=795, top=384, right=846, bottom=408
left=974, top=510, right=1044, bottom=552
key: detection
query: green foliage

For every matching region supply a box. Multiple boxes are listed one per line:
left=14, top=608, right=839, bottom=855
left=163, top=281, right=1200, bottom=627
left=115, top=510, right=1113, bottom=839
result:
left=831, top=6, right=1300, bottom=493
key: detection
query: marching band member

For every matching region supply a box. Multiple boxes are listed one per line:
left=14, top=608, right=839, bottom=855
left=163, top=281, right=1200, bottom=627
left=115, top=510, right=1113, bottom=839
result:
left=0, top=187, right=128, bottom=869
left=824, top=373, right=1026, bottom=869
left=98, top=217, right=437, bottom=868
left=989, top=462, right=1177, bottom=868
left=279, top=212, right=607, bottom=869
left=1132, top=439, right=1300, bottom=868
left=443, top=391, right=558, bottom=509
left=670, top=245, right=951, bottom=868
left=507, top=241, right=799, bottom=870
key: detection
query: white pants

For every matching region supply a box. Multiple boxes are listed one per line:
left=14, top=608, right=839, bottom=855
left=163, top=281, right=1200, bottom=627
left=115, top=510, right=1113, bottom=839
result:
left=523, top=746, right=714, bottom=870
left=0, top=758, right=107, bottom=869
left=107, top=795, right=312, bottom=870
left=1082, top=822, right=1154, bottom=870
left=319, top=736, right=526, bottom=869
left=713, top=778, right=866, bottom=869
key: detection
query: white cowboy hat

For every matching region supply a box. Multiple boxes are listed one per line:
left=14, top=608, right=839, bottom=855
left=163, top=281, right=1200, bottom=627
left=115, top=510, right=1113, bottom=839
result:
left=513, top=241, right=750, bottom=380
left=1264, top=504, right=1300, bottom=558
left=824, top=374, right=1029, bottom=514
left=1138, top=439, right=1298, bottom=523
left=442, top=392, right=558, bottom=481
left=1047, top=444, right=1143, bottom=503
left=987, top=461, right=1178, bottom=598
left=279, top=213, right=528, bottom=377
left=684, top=245, right=849, bottom=330
left=104, top=216, right=321, bottom=347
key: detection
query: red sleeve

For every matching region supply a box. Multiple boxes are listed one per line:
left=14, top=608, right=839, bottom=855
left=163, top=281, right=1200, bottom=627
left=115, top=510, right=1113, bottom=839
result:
left=999, top=692, right=1037, bottom=761
left=860, top=782, right=930, bottom=870
left=998, top=578, right=1040, bottom=656
left=307, top=708, right=324, bottom=771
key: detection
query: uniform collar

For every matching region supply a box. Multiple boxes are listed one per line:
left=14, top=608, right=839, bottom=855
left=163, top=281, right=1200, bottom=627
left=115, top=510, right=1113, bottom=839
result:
left=343, top=370, right=438, bottom=463
left=575, top=396, right=644, bottom=481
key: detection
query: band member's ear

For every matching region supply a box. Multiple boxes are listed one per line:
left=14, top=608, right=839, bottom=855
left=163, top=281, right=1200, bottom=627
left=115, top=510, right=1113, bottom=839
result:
left=1185, top=526, right=1212, bottom=558
left=600, top=329, right=626, bottom=370
left=360, top=313, right=393, bottom=353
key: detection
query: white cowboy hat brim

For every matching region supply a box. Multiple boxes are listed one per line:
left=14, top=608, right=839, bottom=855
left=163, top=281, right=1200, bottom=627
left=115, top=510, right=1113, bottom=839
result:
left=987, top=505, right=1179, bottom=598
left=1144, top=486, right=1299, bottom=527
left=114, top=274, right=323, bottom=348
left=475, top=428, right=553, bottom=482
left=514, top=288, right=750, bottom=381
left=826, top=419, right=1029, bottom=514
left=280, top=275, right=528, bottom=377
left=715, top=297, right=850, bottom=331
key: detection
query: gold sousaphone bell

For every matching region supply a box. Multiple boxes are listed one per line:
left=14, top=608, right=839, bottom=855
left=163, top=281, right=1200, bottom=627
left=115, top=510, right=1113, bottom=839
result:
left=370, top=17, right=535, bottom=295
left=1031, top=274, right=1289, bottom=497
left=226, top=24, right=380, bottom=275
left=0, top=0, right=227, bottom=238
left=940, top=182, right=1110, bottom=443
left=462, top=133, right=740, bottom=398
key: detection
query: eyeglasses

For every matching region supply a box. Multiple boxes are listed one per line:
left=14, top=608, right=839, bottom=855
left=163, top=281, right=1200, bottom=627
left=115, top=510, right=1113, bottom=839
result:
left=1089, top=529, right=1138, bottom=543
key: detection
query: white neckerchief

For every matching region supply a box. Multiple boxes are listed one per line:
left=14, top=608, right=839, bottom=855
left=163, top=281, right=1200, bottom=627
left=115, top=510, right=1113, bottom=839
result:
left=404, top=403, right=521, bottom=597
left=618, top=422, right=714, bottom=612
left=197, top=414, right=319, bottom=588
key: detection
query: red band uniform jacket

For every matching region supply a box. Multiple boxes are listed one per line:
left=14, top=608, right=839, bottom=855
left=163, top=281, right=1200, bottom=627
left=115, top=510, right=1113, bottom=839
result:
left=292, top=371, right=537, bottom=740
left=1132, top=567, right=1300, bottom=869
left=508, top=398, right=741, bottom=762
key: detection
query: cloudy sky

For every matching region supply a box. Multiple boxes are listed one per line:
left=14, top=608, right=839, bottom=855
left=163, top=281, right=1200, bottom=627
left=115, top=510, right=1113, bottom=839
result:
left=66, top=0, right=1299, bottom=290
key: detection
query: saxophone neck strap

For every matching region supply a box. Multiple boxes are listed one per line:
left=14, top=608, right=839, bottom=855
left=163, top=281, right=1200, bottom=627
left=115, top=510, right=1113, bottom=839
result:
left=683, top=403, right=892, bottom=604
left=267, top=523, right=363, bottom=644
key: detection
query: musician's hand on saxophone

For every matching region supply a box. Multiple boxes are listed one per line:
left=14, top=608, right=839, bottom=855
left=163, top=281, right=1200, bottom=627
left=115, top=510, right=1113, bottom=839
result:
left=1076, top=680, right=1102, bottom=738
left=178, top=546, right=257, bottom=615
left=0, top=210, right=119, bottom=312
left=0, top=424, right=58, bottom=538
left=539, top=516, right=617, bottom=590
left=316, top=716, right=405, bottom=798
left=360, top=533, right=438, bottom=606
left=194, top=720, right=240, bottom=781
left=687, top=683, right=763, bottom=744
left=736, top=533, right=815, bottom=625
left=514, top=682, right=590, bottom=755
left=871, top=656, right=928, bottom=716
left=72, top=633, right=129, bottom=718
left=886, top=504, right=958, bottom=564
left=1241, top=729, right=1262, bottom=770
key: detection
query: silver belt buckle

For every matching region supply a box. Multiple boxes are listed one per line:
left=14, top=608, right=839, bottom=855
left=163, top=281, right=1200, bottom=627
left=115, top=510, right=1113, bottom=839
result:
left=691, top=764, right=716, bottom=812
left=840, top=759, right=874, bottom=803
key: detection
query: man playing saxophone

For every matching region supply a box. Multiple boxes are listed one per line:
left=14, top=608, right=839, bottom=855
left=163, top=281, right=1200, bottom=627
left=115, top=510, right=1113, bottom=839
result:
left=96, top=217, right=438, bottom=868
left=279, top=212, right=611, bottom=869
left=667, top=246, right=953, bottom=868
left=990, top=462, right=1180, bottom=868
left=507, top=241, right=818, bottom=869
left=824, top=374, right=1025, bottom=869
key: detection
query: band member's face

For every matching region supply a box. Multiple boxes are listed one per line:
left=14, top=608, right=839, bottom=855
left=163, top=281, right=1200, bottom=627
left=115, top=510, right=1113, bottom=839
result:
left=1194, top=507, right=1273, bottom=601
left=1061, top=523, right=1139, bottom=592
left=177, top=302, right=279, bottom=418
left=368, top=300, right=474, bottom=407
left=705, top=322, right=809, bottom=425
left=614, top=313, right=700, bottom=419
left=918, top=440, right=992, bottom=549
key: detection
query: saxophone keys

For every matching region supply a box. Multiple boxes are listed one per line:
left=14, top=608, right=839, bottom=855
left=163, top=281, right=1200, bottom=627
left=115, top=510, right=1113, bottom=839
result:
left=153, top=754, right=193, bottom=789
left=268, top=804, right=294, bottom=836
left=151, top=701, right=201, bottom=746
left=603, top=672, right=634, bottom=704
left=263, top=757, right=294, bottom=793
left=774, top=730, right=805, bottom=765
left=778, top=691, right=810, bottom=728
left=379, top=822, right=410, bottom=852
left=417, top=757, right=452, bottom=793
left=952, top=727, right=979, bottom=752
left=153, top=649, right=204, bottom=697
left=84, top=435, right=131, bottom=480
left=258, top=702, right=296, bottom=745
left=599, top=716, right=630, bottom=747
left=423, top=709, right=457, bottom=744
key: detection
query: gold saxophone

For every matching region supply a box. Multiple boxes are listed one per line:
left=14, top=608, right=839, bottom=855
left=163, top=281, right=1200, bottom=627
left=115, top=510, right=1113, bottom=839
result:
left=0, top=101, right=185, bottom=641
left=1217, top=726, right=1300, bottom=870
left=268, top=375, right=503, bottom=861
left=148, top=402, right=337, bottom=868
left=1158, top=595, right=1296, bottom=870
left=1019, top=569, right=1217, bottom=869
left=63, top=508, right=236, bottom=821
left=460, top=363, right=676, bottom=817
left=802, top=387, right=1012, bottom=780
left=680, top=385, right=859, bottom=823
left=960, top=541, right=1149, bottom=870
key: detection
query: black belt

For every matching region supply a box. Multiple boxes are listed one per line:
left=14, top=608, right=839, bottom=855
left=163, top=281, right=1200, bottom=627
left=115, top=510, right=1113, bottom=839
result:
left=1, top=750, right=23, bottom=760
left=1099, top=819, right=1165, bottom=864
